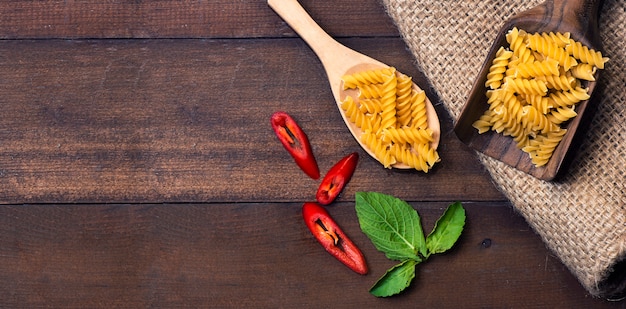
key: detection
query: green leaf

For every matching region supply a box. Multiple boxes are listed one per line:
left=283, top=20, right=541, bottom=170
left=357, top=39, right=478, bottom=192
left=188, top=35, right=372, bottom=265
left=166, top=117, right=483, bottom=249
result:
left=369, top=259, right=418, bottom=297
left=355, top=192, right=426, bottom=261
left=426, top=202, right=466, bottom=255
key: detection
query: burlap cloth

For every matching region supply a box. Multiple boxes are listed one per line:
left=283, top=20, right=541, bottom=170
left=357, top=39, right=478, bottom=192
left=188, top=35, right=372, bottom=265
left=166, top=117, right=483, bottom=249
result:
left=380, top=0, right=625, bottom=299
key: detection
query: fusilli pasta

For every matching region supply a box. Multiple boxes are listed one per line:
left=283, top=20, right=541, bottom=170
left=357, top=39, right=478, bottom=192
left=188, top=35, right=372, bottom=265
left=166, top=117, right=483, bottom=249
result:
left=566, top=39, right=609, bottom=69
left=340, top=66, right=438, bottom=172
left=486, top=47, right=513, bottom=89
left=515, top=59, right=559, bottom=78
left=526, top=33, right=578, bottom=70
left=570, top=63, right=597, bottom=81
left=472, top=27, right=608, bottom=167
left=342, top=67, right=395, bottom=89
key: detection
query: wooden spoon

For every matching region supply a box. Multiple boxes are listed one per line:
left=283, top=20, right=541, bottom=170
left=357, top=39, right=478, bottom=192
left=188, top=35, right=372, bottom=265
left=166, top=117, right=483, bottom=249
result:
left=454, top=0, right=605, bottom=180
left=268, top=0, right=440, bottom=169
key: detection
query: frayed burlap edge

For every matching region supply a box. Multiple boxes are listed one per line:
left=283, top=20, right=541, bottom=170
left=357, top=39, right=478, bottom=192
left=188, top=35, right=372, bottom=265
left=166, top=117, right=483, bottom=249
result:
left=381, top=0, right=626, bottom=299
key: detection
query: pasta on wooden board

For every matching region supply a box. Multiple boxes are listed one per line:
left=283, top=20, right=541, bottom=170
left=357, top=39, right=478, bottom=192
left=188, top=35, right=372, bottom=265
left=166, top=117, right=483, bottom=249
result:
left=472, top=27, right=609, bottom=167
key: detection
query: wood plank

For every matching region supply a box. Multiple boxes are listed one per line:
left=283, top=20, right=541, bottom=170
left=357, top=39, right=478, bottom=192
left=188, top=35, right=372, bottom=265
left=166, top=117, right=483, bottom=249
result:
left=0, top=0, right=620, bottom=306
left=0, top=0, right=398, bottom=39
left=0, top=202, right=618, bottom=308
left=0, top=38, right=502, bottom=203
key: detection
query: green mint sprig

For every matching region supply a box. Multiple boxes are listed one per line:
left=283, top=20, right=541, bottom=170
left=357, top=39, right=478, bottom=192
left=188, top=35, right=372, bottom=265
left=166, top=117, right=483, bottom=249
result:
left=355, top=192, right=466, bottom=297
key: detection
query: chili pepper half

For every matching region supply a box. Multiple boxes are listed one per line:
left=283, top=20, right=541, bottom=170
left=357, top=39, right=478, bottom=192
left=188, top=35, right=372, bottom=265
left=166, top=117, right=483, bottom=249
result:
left=316, top=152, right=359, bottom=205
left=302, top=202, right=368, bottom=275
left=270, top=111, right=320, bottom=180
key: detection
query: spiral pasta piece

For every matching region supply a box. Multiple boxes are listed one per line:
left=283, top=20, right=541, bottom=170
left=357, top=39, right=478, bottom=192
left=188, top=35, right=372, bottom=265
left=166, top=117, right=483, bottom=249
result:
left=486, top=47, right=514, bottom=89
left=535, top=72, right=577, bottom=91
left=505, top=58, right=520, bottom=78
left=490, top=105, right=523, bottom=136
left=341, top=67, right=395, bottom=89
left=379, top=71, right=398, bottom=129
left=382, top=127, right=433, bottom=145
left=368, top=113, right=384, bottom=135
left=496, top=89, right=525, bottom=121
left=357, top=98, right=382, bottom=114
left=490, top=104, right=530, bottom=148
left=395, top=73, right=414, bottom=126
left=503, top=76, right=548, bottom=96
left=541, top=31, right=570, bottom=48
left=547, top=106, right=577, bottom=125
left=523, top=129, right=567, bottom=166
left=358, top=83, right=385, bottom=99
left=522, top=94, right=552, bottom=114
left=526, top=33, right=578, bottom=70
left=521, top=105, right=556, bottom=134
left=515, top=59, right=559, bottom=78
left=548, top=87, right=591, bottom=108
left=409, top=90, right=428, bottom=129
left=341, top=96, right=371, bottom=131
left=511, top=128, right=530, bottom=148
left=570, top=63, right=596, bottom=81
left=472, top=110, right=495, bottom=134
left=506, top=27, right=534, bottom=63
left=361, top=131, right=395, bottom=168
left=389, top=144, right=432, bottom=173
left=417, top=143, right=440, bottom=168
left=566, top=39, right=609, bottom=69
left=485, top=89, right=505, bottom=110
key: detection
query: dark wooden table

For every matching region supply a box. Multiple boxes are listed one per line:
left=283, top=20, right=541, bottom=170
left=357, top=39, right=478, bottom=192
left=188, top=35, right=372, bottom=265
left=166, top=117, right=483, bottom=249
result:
left=0, top=1, right=623, bottom=308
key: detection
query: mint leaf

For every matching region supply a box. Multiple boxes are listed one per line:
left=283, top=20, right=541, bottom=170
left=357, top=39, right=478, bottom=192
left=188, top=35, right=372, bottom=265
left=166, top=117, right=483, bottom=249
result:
left=355, top=192, right=426, bottom=261
left=369, top=259, right=418, bottom=297
left=355, top=193, right=466, bottom=297
left=426, top=201, right=466, bottom=255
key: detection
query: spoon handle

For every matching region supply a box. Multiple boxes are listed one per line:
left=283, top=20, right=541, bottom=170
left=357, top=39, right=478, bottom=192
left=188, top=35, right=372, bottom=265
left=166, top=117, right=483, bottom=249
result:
left=267, top=0, right=375, bottom=85
left=268, top=0, right=345, bottom=62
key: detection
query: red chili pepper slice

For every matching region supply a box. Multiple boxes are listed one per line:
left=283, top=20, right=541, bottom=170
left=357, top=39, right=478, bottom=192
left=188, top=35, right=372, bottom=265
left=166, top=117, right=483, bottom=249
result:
left=302, top=202, right=368, bottom=275
left=270, top=111, right=320, bottom=180
left=316, top=152, right=359, bottom=205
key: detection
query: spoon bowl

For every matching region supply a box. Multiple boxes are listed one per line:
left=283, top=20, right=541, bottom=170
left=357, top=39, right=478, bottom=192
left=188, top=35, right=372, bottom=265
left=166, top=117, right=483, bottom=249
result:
left=454, top=0, right=605, bottom=180
left=268, top=0, right=440, bottom=169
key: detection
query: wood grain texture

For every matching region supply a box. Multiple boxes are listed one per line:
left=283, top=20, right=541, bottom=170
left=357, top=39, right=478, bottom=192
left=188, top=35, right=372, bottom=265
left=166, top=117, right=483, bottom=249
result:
left=0, top=0, right=622, bottom=307
left=0, top=0, right=397, bottom=39
left=0, top=38, right=501, bottom=203
left=0, top=202, right=618, bottom=308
